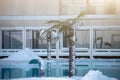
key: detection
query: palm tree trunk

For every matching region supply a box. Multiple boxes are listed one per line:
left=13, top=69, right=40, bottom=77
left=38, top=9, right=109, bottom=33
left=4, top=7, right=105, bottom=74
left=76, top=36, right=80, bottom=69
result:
left=68, top=30, right=75, bottom=77
left=47, top=32, right=51, bottom=76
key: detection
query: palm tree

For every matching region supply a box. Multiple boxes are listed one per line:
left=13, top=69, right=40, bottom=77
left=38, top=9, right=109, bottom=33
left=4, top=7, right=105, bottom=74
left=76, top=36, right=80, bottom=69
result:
left=44, top=12, right=84, bottom=77
left=40, top=29, right=57, bottom=76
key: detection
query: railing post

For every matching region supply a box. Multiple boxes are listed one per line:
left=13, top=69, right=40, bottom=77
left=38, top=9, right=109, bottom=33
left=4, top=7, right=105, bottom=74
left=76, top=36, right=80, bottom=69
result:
left=90, top=26, right=94, bottom=69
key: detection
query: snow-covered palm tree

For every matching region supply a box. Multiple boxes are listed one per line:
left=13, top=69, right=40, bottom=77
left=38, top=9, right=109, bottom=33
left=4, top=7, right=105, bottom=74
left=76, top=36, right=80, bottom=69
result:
left=40, top=29, right=57, bottom=76
left=45, top=12, right=84, bottom=77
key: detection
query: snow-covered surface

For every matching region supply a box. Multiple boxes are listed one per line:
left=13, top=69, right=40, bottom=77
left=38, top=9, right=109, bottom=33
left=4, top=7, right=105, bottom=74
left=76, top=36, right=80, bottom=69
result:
left=0, top=49, right=118, bottom=80
left=0, top=48, right=45, bottom=70
left=11, top=70, right=117, bottom=80
left=81, top=70, right=117, bottom=80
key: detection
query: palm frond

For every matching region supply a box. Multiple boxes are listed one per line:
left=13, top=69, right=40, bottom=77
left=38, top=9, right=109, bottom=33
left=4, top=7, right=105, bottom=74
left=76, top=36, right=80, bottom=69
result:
left=40, top=25, right=60, bottom=37
left=40, top=30, right=47, bottom=37
left=44, top=12, right=85, bottom=35
left=46, top=20, right=61, bottom=24
left=77, top=12, right=85, bottom=19
left=50, top=24, right=60, bottom=29
left=59, top=24, right=71, bottom=32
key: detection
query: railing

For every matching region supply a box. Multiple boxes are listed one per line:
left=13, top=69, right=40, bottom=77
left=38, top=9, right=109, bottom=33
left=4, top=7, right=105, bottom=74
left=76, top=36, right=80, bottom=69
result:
left=0, top=49, right=21, bottom=56
left=93, top=49, right=120, bottom=56
left=0, top=26, right=120, bottom=58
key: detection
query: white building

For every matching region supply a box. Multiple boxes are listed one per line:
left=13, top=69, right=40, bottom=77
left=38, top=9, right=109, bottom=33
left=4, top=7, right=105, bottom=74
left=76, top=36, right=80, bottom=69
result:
left=0, top=0, right=120, bottom=79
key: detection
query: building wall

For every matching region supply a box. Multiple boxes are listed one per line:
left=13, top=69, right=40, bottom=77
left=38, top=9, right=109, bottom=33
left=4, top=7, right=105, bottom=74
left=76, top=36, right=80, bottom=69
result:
left=0, top=0, right=120, bottom=27
left=0, top=0, right=59, bottom=16
left=116, top=0, right=120, bottom=14
left=0, top=0, right=120, bottom=16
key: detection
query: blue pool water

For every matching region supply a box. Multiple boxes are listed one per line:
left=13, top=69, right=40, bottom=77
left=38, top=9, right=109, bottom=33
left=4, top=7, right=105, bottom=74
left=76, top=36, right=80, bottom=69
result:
left=0, top=59, right=120, bottom=79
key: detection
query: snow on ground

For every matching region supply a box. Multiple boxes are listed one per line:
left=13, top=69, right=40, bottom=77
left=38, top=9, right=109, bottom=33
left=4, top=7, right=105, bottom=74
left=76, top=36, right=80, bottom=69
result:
left=11, top=70, right=118, bottom=80
left=0, top=48, right=45, bottom=70
left=81, top=70, right=117, bottom=80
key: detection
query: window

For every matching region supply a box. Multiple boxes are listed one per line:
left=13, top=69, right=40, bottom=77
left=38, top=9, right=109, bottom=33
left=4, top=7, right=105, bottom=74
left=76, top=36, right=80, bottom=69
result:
left=2, top=30, right=22, bottom=49
left=62, top=30, right=90, bottom=48
left=26, top=30, right=40, bottom=49
left=111, top=34, right=120, bottom=48
left=63, top=31, right=68, bottom=48
left=94, top=29, right=120, bottom=49
left=26, top=30, right=56, bottom=49
left=75, top=30, right=90, bottom=48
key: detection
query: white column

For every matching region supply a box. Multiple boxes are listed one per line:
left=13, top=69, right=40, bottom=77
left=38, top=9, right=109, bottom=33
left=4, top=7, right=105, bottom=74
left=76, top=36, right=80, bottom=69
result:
left=56, top=30, right=59, bottom=59
left=90, top=26, right=93, bottom=59
left=24, top=27, right=26, bottom=49
left=0, top=30, right=2, bottom=49
left=90, top=26, right=94, bottom=70
left=56, top=30, right=60, bottom=77
left=22, top=28, right=26, bottom=49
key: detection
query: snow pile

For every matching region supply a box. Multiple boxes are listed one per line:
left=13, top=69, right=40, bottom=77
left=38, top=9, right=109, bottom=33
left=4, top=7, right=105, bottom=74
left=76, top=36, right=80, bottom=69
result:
left=1, top=48, right=41, bottom=61
left=82, top=70, right=117, bottom=80
left=0, top=48, right=45, bottom=70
